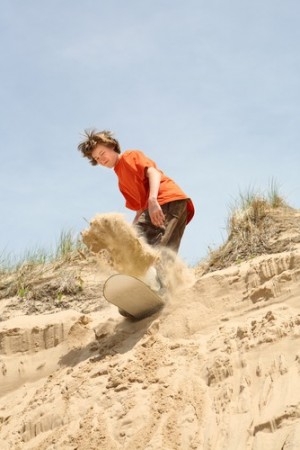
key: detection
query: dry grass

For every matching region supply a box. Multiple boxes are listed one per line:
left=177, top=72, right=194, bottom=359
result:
left=201, top=185, right=299, bottom=273
left=0, top=231, right=88, bottom=302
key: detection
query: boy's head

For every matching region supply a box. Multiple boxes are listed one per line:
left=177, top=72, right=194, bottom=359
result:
left=78, top=129, right=121, bottom=166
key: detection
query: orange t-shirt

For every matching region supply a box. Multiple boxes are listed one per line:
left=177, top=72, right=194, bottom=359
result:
left=114, top=150, right=194, bottom=224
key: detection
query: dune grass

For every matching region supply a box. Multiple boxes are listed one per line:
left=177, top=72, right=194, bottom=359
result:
left=0, top=230, right=86, bottom=301
left=204, top=181, right=290, bottom=272
left=267, top=178, right=286, bottom=208
left=0, top=230, right=84, bottom=274
left=229, top=179, right=286, bottom=222
left=227, top=180, right=286, bottom=232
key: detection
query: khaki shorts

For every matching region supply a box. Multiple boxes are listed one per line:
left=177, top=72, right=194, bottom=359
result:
left=135, top=199, right=188, bottom=253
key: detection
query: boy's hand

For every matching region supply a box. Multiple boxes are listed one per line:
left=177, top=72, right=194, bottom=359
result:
left=148, top=198, right=165, bottom=228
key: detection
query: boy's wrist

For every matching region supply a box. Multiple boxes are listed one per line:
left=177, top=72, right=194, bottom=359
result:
left=148, top=196, right=158, bottom=203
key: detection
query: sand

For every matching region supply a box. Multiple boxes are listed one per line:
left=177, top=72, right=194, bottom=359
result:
left=81, top=213, right=158, bottom=277
left=1, top=212, right=300, bottom=449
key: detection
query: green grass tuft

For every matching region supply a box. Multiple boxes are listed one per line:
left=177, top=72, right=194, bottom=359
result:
left=0, top=230, right=84, bottom=273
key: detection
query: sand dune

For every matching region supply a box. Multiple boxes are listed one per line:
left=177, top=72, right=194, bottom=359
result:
left=0, top=211, right=300, bottom=449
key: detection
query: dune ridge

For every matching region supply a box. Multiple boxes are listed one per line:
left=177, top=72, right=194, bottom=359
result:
left=0, top=209, right=300, bottom=449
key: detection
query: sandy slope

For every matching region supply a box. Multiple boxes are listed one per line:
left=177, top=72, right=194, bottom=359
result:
left=1, top=216, right=300, bottom=449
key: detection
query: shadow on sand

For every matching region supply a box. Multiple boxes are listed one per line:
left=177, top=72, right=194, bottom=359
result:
left=58, top=311, right=161, bottom=368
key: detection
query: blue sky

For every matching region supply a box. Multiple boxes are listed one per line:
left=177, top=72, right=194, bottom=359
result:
left=1, top=0, right=299, bottom=266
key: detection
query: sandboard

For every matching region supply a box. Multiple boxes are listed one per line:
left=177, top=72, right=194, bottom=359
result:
left=103, top=274, right=164, bottom=319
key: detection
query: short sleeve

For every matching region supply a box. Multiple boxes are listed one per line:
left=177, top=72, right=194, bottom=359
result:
left=122, top=151, right=157, bottom=180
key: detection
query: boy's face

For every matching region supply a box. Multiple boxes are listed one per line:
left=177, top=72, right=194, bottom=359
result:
left=91, top=144, right=119, bottom=168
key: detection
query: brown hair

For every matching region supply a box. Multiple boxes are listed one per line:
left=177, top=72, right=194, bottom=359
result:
left=77, top=129, right=121, bottom=166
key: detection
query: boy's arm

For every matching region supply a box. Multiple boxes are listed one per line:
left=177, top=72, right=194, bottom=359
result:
left=146, top=167, right=165, bottom=228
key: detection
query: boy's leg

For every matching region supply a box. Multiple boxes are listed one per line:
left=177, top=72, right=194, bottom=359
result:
left=135, top=199, right=188, bottom=253
left=135, top=200, right=188, bottom=293
left=159, top=200, right=188, bottom=252
left=135, top=211, right=164, bottom=246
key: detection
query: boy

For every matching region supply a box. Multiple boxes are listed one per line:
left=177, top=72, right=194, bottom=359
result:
left=78, top=130, right=194, bottom=253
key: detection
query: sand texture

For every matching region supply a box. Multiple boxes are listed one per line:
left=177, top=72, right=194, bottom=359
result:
left=1, top=210, right=300, bottom=449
